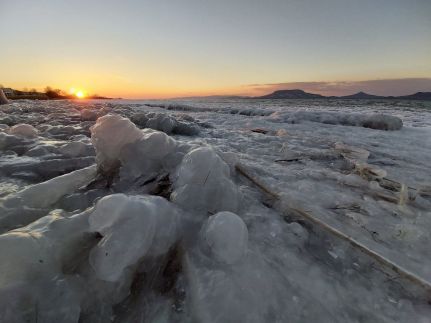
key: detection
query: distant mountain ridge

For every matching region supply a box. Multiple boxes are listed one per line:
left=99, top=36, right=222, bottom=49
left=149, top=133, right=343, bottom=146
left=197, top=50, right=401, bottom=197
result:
left=338, top=91, right=384, bottom=99
left=256, top=89, right=324, bottom=99
left=253, top=89, right=431, bottom=100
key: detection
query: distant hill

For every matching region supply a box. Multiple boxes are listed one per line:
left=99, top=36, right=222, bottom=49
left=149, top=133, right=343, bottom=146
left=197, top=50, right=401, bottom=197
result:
left=396, top=92, right=431, bottom=101
left=170, top=95, right=249, bottom=100
left=256, top=89, right=324, bottom=99
left=252, top=90, right=431, bottom=101
left=339, top=91, right=384, bottom=99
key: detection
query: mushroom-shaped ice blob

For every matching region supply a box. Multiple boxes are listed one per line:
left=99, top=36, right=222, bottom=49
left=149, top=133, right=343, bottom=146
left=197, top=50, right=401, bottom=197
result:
left=201, top=211, right=248, bottom=265
left=172, top=147, right=241, bottom=214
left=89, top=194, right=179, bottom=282
left=90, top=114, right=143, bottom=173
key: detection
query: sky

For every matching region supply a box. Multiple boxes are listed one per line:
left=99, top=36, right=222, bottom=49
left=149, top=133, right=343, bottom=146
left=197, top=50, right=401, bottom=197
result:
left=0, top=0, right=430, bottom=98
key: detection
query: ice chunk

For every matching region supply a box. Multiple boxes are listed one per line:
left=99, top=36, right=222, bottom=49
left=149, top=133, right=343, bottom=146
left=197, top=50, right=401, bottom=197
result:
left=59, top=141, right=94, bottom=157
left=130, top=112, right=149, bottom=127
left=147, top=114, right=177, bottom=134
left=80, top=109, right=98, bottom=121
left=271, top=111, right=403, bottom=130
left=0, top=210, right=92, bottom=322
left=131, top=112, right=199, bottom=136
left=119, top=130, right=178, bottom=180
left=361, top=114, right=403, bottom=131
left=171, top=147, right=241, bottom=214
left=89, top=194, right=179, bottom=282
left=201, top=211, right=248, bottom=264
left=8, top=123, right=38, bottom=138
left=3, top=164, right=97, bottom=209
left=90, top=114, right=143, bottom=172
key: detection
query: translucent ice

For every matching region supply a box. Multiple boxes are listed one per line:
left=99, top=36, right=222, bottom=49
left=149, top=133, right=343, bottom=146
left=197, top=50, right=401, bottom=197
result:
left=0, top=210, right=92, bottom=322
left=119, top=130, right=178, bottom=180
left=171, top=147, right=240, bottom=214
left=89, top=194, right=179, bottom=282
left=90, top=114, right=143, bottom=172
left=3, top=165, right=97, bottom=209
left=201, top=211, right=248, bottom=264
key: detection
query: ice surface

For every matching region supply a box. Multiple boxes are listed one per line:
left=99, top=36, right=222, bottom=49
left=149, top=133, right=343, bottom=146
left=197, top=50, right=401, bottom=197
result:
left=0, top=99, right=430, bottom=322
left=171, top=147, right=241, bottom=214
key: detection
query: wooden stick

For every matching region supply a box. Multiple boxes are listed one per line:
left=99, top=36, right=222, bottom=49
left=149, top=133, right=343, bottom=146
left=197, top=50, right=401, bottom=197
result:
left=235, top=164, right=279, bottom=200
left=235, top=163, right=431, bottom=294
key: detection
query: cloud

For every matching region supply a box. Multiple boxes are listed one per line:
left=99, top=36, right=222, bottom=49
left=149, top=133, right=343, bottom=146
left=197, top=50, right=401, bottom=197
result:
left=246, top=78, right=431, bottom=96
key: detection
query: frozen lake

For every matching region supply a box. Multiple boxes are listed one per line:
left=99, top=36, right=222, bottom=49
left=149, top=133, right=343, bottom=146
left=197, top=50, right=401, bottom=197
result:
left=0, top=98, right=430, bottom=322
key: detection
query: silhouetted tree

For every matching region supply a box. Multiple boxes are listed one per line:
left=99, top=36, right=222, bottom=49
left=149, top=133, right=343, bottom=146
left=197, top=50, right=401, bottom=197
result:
left=45, top=86, right=63, bottom=99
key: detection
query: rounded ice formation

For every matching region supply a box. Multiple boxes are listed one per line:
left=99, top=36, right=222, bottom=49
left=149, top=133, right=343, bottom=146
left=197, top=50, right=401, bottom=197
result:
left=362, top=114, right=403, bottom=131
left=80, top=109, right=98, bottom=121
left=120, top=130, right=178, bottom=178
left=146, top=114, right=176, bottom=134
left=202, top=211, right=248, bottom=264
left=89, top=194, right=178, bottom=282
left=8, top=123, right=38, bottom=138
left=171, top=147, right=240, bottom=214
left=90, top=114, right=143, bottom=171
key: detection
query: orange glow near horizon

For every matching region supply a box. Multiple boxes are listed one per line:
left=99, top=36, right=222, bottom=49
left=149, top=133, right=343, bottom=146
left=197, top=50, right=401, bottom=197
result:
left=70, top=87, right=86, bottom=99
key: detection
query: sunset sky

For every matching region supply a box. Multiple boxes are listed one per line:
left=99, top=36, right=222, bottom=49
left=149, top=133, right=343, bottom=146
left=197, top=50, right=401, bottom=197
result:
left=1, top=0, right=430, bottom=98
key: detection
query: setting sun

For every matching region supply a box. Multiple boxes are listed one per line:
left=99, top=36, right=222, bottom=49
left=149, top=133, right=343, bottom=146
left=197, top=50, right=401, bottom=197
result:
left=69, top=88, right=86, bottom=98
